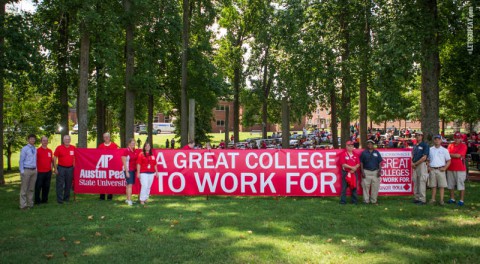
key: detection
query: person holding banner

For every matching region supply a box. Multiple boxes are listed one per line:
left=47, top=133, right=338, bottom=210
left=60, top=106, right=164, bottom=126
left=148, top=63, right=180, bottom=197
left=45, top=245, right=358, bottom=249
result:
left=447, top=132, right=467, bottom=206
left=340, top=141, right=360, bottom=205
left=122, top=138, right=138, bottom=206
left=360, top=140, right=384, bottom=205
left=428, top=135, right=451, bottom=206
left=137, top=142, right=158, bottom=206
left=98, top=132, right=119, bottom=201
left=53, top=135, right=75, bottom=204
left=411, top=131, right=429, bottom=205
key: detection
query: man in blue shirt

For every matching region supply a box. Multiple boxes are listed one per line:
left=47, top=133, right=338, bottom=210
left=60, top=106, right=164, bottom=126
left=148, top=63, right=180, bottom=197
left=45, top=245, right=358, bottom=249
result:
left=411, top=131, right=429, bottom=205
left=19, top=134, right=37, bottom=210
left=360, top=140, right=384, bottom=205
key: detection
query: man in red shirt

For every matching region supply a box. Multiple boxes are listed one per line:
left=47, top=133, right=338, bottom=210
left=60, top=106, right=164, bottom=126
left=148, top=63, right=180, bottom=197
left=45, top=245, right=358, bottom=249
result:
left=447, top=132, right=468, bottom=206
left=53, top=135, right=75, bottom=204
left=340, top=141, right=360, bottom=204
left=35, top=136, right=54, bottom=204
left=182, top=140, right=195, bottom=150
left=98, top=132, right=118, bottom=200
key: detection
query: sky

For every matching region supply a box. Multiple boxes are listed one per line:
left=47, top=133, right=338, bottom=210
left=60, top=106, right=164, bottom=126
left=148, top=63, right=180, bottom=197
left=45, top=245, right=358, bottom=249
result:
left=7, top=0, right=36, bottom=13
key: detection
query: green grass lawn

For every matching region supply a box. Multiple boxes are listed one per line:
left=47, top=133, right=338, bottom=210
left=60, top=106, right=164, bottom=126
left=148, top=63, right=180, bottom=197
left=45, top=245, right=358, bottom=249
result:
left=1, top=171, right=479, bottom=263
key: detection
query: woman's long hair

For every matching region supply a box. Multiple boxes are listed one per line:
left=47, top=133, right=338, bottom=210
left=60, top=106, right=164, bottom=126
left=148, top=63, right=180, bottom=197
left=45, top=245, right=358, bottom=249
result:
left=143, top=141, right=153, bottom=156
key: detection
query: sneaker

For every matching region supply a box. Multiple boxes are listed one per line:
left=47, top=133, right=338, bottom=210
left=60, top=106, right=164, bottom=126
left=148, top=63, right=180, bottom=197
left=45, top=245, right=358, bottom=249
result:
left=439, top=201, right=445, bottom=206
left=447, top=199, right=456, bottom=204
left=340, top=201, right=347, bottom=205
left=127, top=200, right=133, bottom=206
left=417, top=202, right=426, bottom=205
left=413, top=199, right=421, bottom=204
left=429, top=200, right=436, bottom=205
left=457, top=200, right=464, bottom=206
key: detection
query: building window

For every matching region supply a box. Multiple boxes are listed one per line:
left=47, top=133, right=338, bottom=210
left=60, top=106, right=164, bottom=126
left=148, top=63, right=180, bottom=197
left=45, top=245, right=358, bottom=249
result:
left=216, top=120, right=225, bottom=126
left=216, top=105, right=225, bottom=111
left=165, top=116, right=170, bottom=123
left=154, top=116, right=159, bottom=123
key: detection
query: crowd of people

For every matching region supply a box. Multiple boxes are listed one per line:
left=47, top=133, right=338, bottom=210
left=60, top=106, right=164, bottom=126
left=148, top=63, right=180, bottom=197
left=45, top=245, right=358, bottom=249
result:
left=17, top=129, right=472, bottom=209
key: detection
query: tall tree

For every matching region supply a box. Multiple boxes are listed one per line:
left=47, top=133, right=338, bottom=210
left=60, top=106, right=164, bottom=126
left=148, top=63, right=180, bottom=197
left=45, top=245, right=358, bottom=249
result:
left=180, top=0, right=189, bottom=146
left=123, top=0, right=135, bottom=147
left=77, top=18, right=90, bottom=148
left=0, top=1, right=6, bottom=184
left=419, top=0, right=440, bottom=141
left=358, top=0, right=371, bottom=148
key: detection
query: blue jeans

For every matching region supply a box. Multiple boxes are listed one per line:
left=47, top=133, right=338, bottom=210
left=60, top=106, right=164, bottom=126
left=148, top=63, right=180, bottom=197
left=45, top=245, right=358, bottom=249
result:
left=340, top=170, right=358, bottom=204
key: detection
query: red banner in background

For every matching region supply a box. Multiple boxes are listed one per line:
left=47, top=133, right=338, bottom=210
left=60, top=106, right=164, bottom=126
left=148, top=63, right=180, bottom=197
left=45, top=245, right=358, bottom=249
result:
left=74, top=149, right=413, bottom=196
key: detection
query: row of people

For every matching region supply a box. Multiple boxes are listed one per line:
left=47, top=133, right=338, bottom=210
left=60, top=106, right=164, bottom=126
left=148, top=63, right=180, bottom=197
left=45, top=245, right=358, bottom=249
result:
left=18, top=131, right=468, bottom=209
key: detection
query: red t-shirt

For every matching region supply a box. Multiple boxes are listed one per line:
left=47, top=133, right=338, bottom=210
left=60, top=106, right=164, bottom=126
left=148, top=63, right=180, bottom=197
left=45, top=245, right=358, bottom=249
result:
left=54, top=145, right=75, bottom=167
left=123, top=147, right=138, bottom=171
left=98, top=142, right=119, bottom=149
left=182, top=145, right=192, bottom=150
left=447, top=143, right=467, bottom=171
left=340, top=151, right=359, bottom=171
left=137, top=152, right=156, bottom=173
left=37, top=147, right=53, bottom=173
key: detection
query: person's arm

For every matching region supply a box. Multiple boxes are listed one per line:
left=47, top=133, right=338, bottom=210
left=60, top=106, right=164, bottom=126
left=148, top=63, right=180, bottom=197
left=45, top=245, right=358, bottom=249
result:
left=19, top=147, right=25, bottom=174
left=53, top=156, right=58, bottom=175
left=121, top=156, right=129, bottom=178
left=442, top=159, right=451, bottom=172
left=377, top=152, right=383, bottom=177
left=154, top=160, right=159, bottom=177
left=137, top=163, right=141, bottom=180
left=413, top=155, right=427, bottom=168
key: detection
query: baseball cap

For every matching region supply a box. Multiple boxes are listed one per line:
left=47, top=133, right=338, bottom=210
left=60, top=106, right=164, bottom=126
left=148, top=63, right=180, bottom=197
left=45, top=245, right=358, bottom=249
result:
left=433, top=134, right=442, bottom=139
left=346, top=140, right=354, bottom=145
left=454, top=132, right=462, bottom=139
left=366, top=139, right=375, bottom=144
left=415, top=131, right=423, bottom=135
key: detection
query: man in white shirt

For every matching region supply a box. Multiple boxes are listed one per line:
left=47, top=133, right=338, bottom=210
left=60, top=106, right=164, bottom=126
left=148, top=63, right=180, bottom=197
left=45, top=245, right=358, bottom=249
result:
left=428, top=135, right=451, bottom=205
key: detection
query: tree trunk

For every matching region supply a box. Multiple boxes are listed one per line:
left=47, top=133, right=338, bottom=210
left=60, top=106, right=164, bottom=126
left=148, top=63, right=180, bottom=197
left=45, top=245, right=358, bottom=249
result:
left=181, top=0, right=189, bottom=147
left=225, top=106, right=229, bottom=144
left=330, top=87, right=339, bottom=149
left=77, top=21, right=89, bottom=148
left=188, top=99, right=195, bottom=142
left=124, top=0, right=135, bottom=146
left=147, top=94, right=153, bottom=145
left=339, top=3, right=351, bottom=149
left=281, top=97, right=289, bottom=149
left=261, top=46, right=271, bottom=140
left=58, top=12, right=70, bottom=137
left=233, top=62, right=241, bottom=144
left=95, top=64, right=106, bottom=146
left=420, top=0, right=440, bottom=143
left=7, top=143, right=11, bottom=171
left=359, top=0, right=370, bottom=149
left=0, top=2, right=5, bottom=184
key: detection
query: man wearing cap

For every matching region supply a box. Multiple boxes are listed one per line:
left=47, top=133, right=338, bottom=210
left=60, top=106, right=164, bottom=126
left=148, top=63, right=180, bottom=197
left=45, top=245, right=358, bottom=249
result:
left=411, top=131, right=429, bottom=205
left=428, top=135, right=451, bottom=205
left=340, top=141, right=360, bottom=204
left=360, top=140, right=384, bottom=205
left=447, top=132, right=468, bottom=206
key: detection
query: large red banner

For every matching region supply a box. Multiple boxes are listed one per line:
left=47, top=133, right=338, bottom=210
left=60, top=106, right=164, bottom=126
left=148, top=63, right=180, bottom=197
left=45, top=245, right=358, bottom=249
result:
left=74, top=149, right=413, bottom=196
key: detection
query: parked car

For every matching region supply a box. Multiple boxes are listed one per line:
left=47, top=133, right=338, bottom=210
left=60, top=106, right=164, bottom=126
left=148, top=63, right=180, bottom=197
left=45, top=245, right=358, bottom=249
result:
left=138, top=125, right=158, bottom=135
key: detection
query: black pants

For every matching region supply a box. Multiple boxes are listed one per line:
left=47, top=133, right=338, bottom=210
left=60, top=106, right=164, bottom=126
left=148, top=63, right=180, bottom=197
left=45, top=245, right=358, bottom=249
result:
left=35, top=171, right=52, bottom=203
left=99, top=194, right=113, bottom=200
left=56, top=166, right=73, bottom=203
left=340, top=170, right=358, bottom=204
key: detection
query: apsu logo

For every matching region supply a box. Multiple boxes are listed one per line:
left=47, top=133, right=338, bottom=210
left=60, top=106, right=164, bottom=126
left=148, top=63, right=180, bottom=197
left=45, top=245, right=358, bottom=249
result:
left=96, top=155, right=113, bottom=169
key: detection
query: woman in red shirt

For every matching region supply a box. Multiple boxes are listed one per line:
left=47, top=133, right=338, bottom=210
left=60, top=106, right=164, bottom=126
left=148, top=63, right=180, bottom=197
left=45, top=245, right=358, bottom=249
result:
left=137, top=142, right=158, bottom=205
left=122, top=138, right=138, bottom=206
left=340, top=141, right=360, bottom=205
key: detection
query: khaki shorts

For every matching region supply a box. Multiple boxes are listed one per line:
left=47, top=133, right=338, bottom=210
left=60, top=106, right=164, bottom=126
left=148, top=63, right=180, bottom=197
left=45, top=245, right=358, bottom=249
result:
left=447, top=171, right=466, bottom=191
left=429, top=169, right=447, bottom=188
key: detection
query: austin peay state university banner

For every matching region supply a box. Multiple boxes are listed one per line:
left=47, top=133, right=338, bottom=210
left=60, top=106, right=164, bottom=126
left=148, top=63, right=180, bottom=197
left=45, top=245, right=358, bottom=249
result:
left=74, top=149, right=413, bottom=196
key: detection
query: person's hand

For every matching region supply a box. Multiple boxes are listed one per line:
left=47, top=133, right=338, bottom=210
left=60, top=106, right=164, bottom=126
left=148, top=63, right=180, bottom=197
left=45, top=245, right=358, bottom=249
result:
left=361, top=172, right=366, bottom=179
left=125, top=170, right=130, bottom=178
left=350, top=170, right=355, bottom=174
left=54, top=169, right=58, bottom=175
left=377, top=171, right=381, bottom=178
left=412, top=164, right=416, bottom=169
left=440, top=167, right=446, bottom=172
left=20, top=173, right=24, bottom=178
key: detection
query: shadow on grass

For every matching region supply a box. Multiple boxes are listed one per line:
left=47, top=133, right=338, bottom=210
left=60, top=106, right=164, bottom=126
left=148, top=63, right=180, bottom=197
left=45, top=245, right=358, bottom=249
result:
left=0, top=173, right=479, bottom=263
